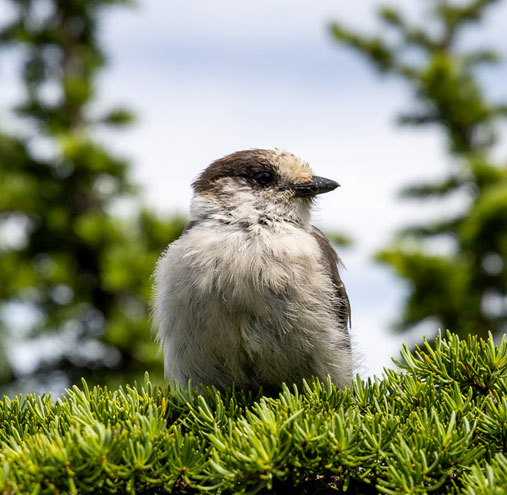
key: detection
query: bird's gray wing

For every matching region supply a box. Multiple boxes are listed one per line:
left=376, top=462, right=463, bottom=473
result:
left=310, top=225, right=351, bottom=329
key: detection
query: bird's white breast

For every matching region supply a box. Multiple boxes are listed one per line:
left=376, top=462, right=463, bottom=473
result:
left=153, top=214, right=351, bottom=389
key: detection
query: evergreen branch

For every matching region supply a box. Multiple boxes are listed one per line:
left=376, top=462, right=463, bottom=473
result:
left=1, top=333, right=506, bottom=493
left=329, top=24, right=396, bottom=73
left=397, top=216, right=463, bottom=239
left=397, top=112, right=439, bottom=126
left=399, top=175, right=465, bottom=198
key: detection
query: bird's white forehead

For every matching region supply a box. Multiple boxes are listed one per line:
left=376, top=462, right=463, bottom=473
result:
left=271, top=149, right=313, bottom=184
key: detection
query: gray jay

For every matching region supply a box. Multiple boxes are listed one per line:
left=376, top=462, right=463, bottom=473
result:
left=153, top=149, right=352, bottom=392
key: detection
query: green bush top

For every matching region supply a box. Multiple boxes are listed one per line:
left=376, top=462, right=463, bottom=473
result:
left=1, top=331, right=507, bottom=494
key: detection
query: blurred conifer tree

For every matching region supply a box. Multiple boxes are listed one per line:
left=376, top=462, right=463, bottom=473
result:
left=331, top=0, right=507, bottom=340
left=0, top=0, right=185, bottom=392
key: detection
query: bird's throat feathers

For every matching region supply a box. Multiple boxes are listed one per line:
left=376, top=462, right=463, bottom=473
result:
left=190, top=184, right=313, bottom=231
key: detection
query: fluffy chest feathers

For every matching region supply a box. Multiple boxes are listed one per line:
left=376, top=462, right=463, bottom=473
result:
left=153, top=219, right=351, bottom=390
left=181, top=221, right=332, bottom=306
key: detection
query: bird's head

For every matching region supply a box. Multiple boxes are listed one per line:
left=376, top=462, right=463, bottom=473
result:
left=190, top=149, right=339, bottom=227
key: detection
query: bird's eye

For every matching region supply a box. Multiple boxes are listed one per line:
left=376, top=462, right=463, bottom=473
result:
left=255, top=171, right=273, bottom=185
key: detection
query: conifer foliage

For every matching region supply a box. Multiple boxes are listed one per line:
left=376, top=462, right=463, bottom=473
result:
left=331, top=0, right=507, bottom=341
left=1, top=332, right=506, bottom=494
left=0, top=1, right=185, bottom=391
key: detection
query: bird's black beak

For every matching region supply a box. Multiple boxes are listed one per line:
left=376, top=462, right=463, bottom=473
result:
left=291, top=176, right=340, bottom=197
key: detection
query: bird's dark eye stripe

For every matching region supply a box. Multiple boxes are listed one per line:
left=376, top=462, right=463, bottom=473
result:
left=255, top=171, right=273, bottom=185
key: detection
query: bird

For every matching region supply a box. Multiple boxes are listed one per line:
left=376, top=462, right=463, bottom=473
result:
left=152, top=149, right=352, bottom=392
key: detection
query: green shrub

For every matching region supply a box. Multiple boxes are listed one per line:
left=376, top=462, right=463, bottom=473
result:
left=1, top=331, right=506, bottom=494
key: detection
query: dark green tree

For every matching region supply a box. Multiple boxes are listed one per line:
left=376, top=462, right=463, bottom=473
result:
left=0, top=0, right=185, bottom=392
left=331, top=0, right=507, bottom=340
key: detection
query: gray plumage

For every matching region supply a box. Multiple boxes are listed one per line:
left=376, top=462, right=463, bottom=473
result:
left=153, top=149, right=352, bottom=391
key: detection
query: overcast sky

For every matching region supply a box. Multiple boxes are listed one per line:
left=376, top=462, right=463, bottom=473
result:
left=1, top=0, right=507, bottom=377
